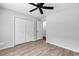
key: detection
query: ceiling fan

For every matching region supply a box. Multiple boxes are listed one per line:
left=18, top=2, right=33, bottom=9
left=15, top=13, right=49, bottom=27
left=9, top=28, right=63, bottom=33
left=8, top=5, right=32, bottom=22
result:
left=29, top=3, right=54, bottom=14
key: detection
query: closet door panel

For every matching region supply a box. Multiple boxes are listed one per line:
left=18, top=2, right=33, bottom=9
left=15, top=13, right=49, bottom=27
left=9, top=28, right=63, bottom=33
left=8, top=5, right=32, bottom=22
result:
left=15, top=17, right=26, bottom=45
left=25, top=20, right=34, bottom=42
left=37, top=21, right=43, bottom=40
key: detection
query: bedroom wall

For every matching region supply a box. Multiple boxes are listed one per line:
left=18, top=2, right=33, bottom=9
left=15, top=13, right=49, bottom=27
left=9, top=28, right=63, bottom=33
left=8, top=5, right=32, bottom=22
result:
left=46, top=4, right=79, bottom=52
left=0, top=7, right=37, bottom=49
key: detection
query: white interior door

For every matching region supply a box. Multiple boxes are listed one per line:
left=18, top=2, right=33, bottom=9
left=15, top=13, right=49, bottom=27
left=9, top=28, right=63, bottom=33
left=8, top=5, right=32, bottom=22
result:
left=15, top=17, right=26, bottom=45
left=25, top=20, right=35, bottom=42
left=15, top=17, right=35, bottom=45
left=37, top=21, right=43, bottom=40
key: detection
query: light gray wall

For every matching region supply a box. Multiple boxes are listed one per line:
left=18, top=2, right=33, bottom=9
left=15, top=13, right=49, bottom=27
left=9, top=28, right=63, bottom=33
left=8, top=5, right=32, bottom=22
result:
left=0, top=7, right=37, bottom=49
left=46, top=4, right=79, bottom=52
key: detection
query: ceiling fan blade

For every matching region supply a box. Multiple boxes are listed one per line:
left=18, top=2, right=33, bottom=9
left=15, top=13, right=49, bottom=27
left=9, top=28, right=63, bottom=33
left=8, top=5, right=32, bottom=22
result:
left=29, top=3, right=37, bottom=6
left=29, top=8, right=38, bottom=12
left=39, top=8, right=43, bottom=14
left=42, top=6, right=54, bottom=9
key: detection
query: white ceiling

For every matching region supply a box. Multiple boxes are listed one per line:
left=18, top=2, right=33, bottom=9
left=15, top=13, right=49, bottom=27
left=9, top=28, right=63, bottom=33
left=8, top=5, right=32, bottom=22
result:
left=0, top=3, right=79, bottom=19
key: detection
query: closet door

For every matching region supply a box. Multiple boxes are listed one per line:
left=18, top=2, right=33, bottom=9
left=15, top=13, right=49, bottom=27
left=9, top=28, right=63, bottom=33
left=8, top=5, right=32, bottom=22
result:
left=15, top=17, right=26, bottom=45
left=25, top=20, right=35, bottom=42
left=37, top=21, right=43, bottom=40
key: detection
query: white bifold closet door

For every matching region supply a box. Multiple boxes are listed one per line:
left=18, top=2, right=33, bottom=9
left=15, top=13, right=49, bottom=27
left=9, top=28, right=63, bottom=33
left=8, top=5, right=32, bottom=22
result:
left=37, top=21, right=43, bottom=40
left=15, top=17, right=34, bottom=45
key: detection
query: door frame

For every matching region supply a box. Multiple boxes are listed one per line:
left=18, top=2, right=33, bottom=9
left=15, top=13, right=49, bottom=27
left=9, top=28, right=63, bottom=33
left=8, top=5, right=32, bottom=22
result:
left=13, top=16, right=15, bottom=47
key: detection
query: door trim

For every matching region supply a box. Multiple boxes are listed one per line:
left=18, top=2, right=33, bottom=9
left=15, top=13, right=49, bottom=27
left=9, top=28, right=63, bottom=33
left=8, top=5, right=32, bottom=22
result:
left=13, top=16, right=15, bottom=47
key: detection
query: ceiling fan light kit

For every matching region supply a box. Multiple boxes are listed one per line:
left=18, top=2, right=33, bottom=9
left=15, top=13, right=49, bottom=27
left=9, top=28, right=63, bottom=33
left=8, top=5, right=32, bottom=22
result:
left=29, top=3, right=54, bottom=15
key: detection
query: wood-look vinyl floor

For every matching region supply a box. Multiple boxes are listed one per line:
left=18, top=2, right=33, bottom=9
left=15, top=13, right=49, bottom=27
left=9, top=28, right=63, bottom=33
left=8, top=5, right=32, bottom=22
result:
left=0, top=39, right=79, bottom=56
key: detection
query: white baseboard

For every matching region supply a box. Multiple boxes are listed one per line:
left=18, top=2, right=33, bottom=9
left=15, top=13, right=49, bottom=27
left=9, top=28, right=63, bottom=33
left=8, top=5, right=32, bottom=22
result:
left=0, top=45, right=14, bottom=50
left=46, top=40, right=79, bottom=53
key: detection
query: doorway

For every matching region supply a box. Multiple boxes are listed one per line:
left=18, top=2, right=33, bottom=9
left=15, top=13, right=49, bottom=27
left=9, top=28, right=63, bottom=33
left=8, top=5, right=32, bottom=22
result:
left=43, top=21, right=46, bottom=40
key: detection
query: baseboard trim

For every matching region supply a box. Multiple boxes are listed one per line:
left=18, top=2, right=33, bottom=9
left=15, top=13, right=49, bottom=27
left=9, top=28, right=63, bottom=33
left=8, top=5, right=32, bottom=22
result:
left=0, top=45, right=14, bottom=50
left=46, top=40, right=79, bottom=53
